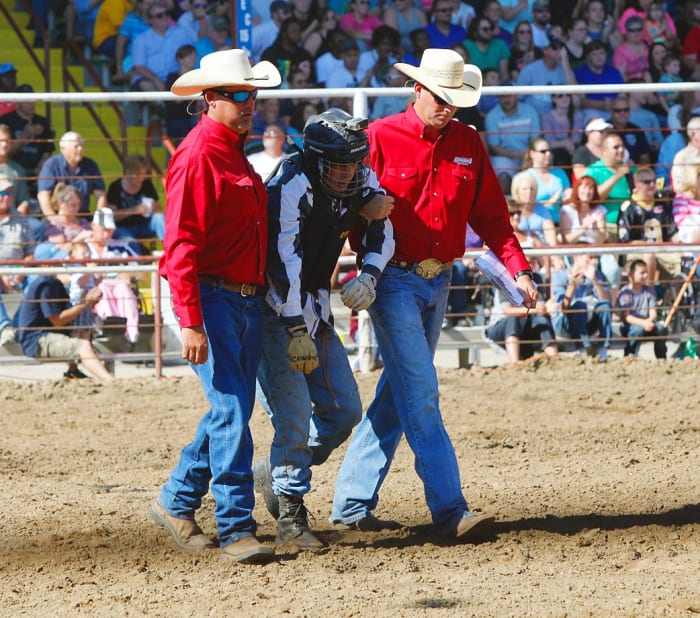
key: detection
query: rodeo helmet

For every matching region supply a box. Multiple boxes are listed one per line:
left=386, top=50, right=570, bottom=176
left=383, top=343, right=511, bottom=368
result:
left=303, top=108, right=370, bottom=198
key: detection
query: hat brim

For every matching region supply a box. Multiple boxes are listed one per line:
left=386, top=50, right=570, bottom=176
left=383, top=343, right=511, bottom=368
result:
left=171, top=60, right=282, bottom=96
left=394, top=62, right=481, bottom=108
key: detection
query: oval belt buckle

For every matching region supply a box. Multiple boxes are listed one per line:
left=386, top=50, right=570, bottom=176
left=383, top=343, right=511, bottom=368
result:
left=240, top=283, right=255, bottom=297
left=415, top=258, right=443, bottom=279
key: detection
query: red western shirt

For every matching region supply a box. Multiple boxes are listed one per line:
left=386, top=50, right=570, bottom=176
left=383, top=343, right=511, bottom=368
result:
left=367, top=104, right=530, bottom=275
left=160, top=114, right=268, bottom=327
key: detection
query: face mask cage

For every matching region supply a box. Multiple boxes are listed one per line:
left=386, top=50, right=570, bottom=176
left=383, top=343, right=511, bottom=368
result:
left=318, top=158, right=370, bottom=198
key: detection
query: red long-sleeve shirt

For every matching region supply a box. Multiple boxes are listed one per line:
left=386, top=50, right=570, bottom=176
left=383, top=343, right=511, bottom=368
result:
left=367, top=104, right=530, bottom=275
left=160, top=114, right=268, bottom=327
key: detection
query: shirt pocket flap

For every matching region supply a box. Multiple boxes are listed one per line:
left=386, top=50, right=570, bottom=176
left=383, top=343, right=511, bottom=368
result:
left=386, top=167, right=418, bottom=181
left=450, top=164, right=475, bottom=182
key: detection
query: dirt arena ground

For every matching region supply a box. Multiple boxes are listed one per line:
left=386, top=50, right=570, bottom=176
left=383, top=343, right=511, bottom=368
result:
left=1, top=357, right=699, bottom=617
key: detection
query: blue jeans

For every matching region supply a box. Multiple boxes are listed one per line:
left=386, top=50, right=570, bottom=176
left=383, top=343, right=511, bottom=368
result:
left=0, top=290, right=11, bottom=330
left=563, top=300, right=613, bottom=350
left=621, top=321, right=668, bottom=359
left=332, top=266, right=469, bottom=533
left=158, top=282, right=263, bottom=546
left=256, top=304, right=361, bottom=497
left=114, top=213, right=165, bottom=241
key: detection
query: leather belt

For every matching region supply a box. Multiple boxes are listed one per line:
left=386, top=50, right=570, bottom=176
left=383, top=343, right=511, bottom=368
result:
left=388, top=258, right=454, bottom=280
left=198, top=275, right=258, bottom=297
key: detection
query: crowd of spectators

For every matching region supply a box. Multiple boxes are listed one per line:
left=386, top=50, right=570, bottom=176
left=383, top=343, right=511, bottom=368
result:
left=4, top=0, right=700, bottom=367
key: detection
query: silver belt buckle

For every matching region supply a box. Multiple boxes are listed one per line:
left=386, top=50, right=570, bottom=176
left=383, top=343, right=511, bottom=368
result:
left=240, top=283, right=256, bottom=297
left=415, top=258, right=444, bottom=280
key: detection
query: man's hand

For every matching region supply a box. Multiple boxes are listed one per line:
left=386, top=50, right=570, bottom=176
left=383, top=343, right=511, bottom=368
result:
left=181, top=326, right=209, bottom=365
left=84, top=287, right=103, bottom=308
left=341, top=272, right=377, bottom=311
left=516, top=275, right=539, bottom=308
left=286, top=325, right=319, bottom=373
left=360, top=194, right=395, bottom=220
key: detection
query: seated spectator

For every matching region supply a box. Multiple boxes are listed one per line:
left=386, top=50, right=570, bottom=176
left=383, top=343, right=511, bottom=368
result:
left=463, top=14, right=509, bottom=82
left=540, top=92, right=584, bottom=168
left=498, top=0, right=534, bottom=35
left=37, top=131, right=107, bottom=217
left=291, top=0, right=320, bottom=38
left=656, top=128, right=685, bottom=191
left=609, top=94, right=651, bottom=165
left=66, top=240, right=100, bottom=340
left=107, top=153, right=164, bottom=243
left=572, top=117, right=612, bottom=181
left=563, top=17, right=588, bottom=70
left=252, top=1, right=292, bottom=63
left=583, top=0, right=621, bottom=51
left=559, top=174, right=608, bottom=245
left=247, top=125, right=286, bottom=182
left=475, top=67, right=500, bottom=119
left=371, top=67, right=409, bottom=119
left=93, top=0, right=132, bottom=59
left=671, top=161, right=700, bottom=244
left=627, top=82, right=663, bottom=155
left=16, top=271, right=114, bottom=381
left=0, top=64, right=18, bottom=117
left=516, top=33, right=577, bottom=117
left=575, top=40, right=624, bottom=123
left=448, top=0, right=474, bottom=31
left=286, top=100, right=321, bottom=149
left=423, top=0, right=466, bottom=50
left=551, top=252, right=613, bottom=359
left=340, top=0, right=384, bottom=52
left=315, top=30, right=348, bottom=86
left=251, top=98, right=287, bottom=153
left=523, top=137, right=572, bottom=224
left=612, top=15, right=649, bottom=81
left=507, top=20, right=542, bottom=82
left=623, top=0, right=676, bottom=47
left=36, top=183, right=92, bottom=260
left=303, top=8, right=338, bottom=60
left=70, top=0, right=102, bottom=43
left=88, top=207, right=141, bottom=344
left=164, top=44, right=200, bottom=139
left=530, top=0, right=553, bottom=49
left=130, top=4, right=195, bottom=91
left=261, top=17, right=316, bottom=84
left=0, top=123, right=42, bottom=241
left=485, top=89, right=541, bottom=194
left=657, top=55, right=683, bottom=113
left=483, top=0, right=511, bottom=47
left=510, top=171, right=557, bottom=247
left=0, top=86, right=55, bottom=181
left=670, top=116, right=700, bottom=193
left=177, top=0, right=212, bottom=39
left=326, top=39, right=372, bottom=112
left=644, top=40, right=668, bottom=85
left=114, top=0, right=151, bottom=84
left=360, top=25, right=401, bottom=87
left=193, top=15, right=232, bottom=64
left=583, top=131, right=631, bottom=229
left=401, top=26, right=430, bottom=65
left=484, top=288, right=559, bottom=363
left=0, top=176, right=35, bottom=292
left=382, top=0, right=427, bottom=56
left=617, top=258, right=668, bottom=358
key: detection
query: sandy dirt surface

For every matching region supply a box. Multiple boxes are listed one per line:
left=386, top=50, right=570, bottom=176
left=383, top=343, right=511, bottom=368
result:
left=1, top=357, right=699, bottom=617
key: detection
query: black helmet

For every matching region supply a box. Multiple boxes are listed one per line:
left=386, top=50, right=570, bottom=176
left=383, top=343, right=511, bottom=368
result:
left=303, top=108, right=370, bottom=197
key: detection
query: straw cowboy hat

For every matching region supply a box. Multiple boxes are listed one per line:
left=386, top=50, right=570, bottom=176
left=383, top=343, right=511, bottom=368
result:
left=171, top=49, right=282, bottom=97
left=394, top=48, right=482, bottom=108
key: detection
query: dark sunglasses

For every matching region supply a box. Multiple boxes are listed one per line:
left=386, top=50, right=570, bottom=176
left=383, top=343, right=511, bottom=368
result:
left=211, top=89, right=258, bottom=103
left=480, top=25, right=493, bottom=32
left=0, top=189, right=14, bottom=196
left=427, top=89, right=448, bottom=106
left=638, top=178, right=656, bottom=185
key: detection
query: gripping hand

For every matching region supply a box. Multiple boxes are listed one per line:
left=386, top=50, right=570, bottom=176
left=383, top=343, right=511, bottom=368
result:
left=286, top=325, right=319, bottom=374
left=341, top=272, right=377, bottom=311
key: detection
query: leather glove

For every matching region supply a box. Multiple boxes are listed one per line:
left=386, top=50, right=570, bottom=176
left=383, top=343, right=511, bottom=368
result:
left=341, top=272, right=377, bottom=311
left=286, top=324, right=319, bottom=374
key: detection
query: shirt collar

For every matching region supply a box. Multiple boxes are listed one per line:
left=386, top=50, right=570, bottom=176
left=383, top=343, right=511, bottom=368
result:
left=201, top=113, right=246, bottom=148
left=631, top=191, right=654, bottom=208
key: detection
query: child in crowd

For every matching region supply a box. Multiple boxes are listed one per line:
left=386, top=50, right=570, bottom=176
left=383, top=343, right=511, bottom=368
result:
left=67, top=241, right=98, bottom=340
left=643, top=1, right=677, bottom=48
left=476, top=68, right=500, bottom=118
left=658, top=55, right=683, bottom=111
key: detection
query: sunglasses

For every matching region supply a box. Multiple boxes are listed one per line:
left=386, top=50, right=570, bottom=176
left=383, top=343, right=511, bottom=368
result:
left=480, top=25, right=493, bottom=32
left=426, top=89, right=448, bottom=106
left=638, top=178, right=656, bottom=185
left=0, top=189, right=14, bottom=196
left=212, top=89, right=258, bottom=103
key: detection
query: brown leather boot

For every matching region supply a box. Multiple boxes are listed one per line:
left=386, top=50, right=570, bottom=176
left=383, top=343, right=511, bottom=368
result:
left=149, top=502, right=216, bottom=551
left=220, top=536, right=275, bottom=564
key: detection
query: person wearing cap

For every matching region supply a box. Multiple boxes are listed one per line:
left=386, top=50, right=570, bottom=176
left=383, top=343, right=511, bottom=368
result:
left=572, top=117, right=613, bottom=178
left=36, top=131, right=107, bottom=217
left=150, top=50, right=282, bottom=565
left=193, top=15, right=232, bottom=64
left=0, top=85, right=55, bottom=180
left=251, top=0, right=292, bottom=63
left=251, top=108, right=394, bottom=552
left=530, top=0, right=552, bottom=48
left=515, top=31, right=577, bottom=116
left=331, top=49, right=537, bottom=541
left=0, top=64, right=18, bottom=116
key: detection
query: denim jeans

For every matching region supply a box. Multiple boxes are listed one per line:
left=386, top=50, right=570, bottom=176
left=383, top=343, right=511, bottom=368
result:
left=622, top=321, right=668, bottom=359
left=564, top=300, right=613, bottom=350
left=332, top=265, right=469, bottom=533
left=158, top=282, right=263, bottom=546
left=256, top=303, right=361, bottom=497
left=113, top=213, right=166, bottom=242
left=0, top=291, right=11, bottom=330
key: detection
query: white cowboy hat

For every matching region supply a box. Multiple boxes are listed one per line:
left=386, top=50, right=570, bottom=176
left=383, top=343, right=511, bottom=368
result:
left=394, top=48, right=482, bottom=108
left=171, top=49, right=281, bottom=97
